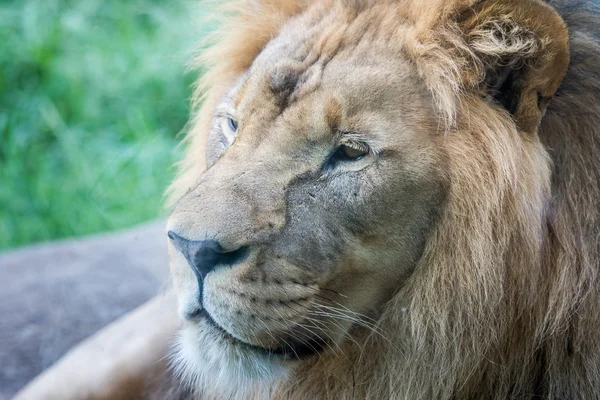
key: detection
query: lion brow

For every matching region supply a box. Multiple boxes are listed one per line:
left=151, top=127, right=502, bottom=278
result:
left=269, top=66, right=302, bottom=113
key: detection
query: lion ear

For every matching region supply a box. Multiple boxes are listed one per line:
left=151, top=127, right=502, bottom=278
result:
left=456, top=0, right=569, bottom=133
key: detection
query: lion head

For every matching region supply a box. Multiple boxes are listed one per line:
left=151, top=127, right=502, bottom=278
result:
left=165, top=0, right=600, bottom=398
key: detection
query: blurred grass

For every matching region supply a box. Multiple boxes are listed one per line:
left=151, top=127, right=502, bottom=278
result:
left=0, top=0, right=206, bottom=250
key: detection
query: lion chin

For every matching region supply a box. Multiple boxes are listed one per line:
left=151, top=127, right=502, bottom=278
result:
left=172, top=320, right=288, bottom=399
left=164, top=0, right=600, bottom=398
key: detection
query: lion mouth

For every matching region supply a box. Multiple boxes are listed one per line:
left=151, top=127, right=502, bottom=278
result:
left=194, top=308, right=326, bottom=360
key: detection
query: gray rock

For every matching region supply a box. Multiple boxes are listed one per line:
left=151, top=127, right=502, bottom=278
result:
left=0, top=221, right=169, bottom=400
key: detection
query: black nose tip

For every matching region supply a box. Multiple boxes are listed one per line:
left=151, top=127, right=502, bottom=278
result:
left=168, top=231, right=249, bottom=279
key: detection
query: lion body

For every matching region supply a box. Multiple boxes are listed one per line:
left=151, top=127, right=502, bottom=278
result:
left=164, top=0, right=600, bottom=399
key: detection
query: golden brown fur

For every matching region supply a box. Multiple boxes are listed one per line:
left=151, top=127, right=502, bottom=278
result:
left=165, top=0, right=600, bottom=398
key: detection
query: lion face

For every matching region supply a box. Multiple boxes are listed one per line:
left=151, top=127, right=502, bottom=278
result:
left=167, top=11, right=448, bottom=387
left=165, top=0, right=578, bottom=396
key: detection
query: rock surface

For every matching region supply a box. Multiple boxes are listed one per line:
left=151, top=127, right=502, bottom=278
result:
left=0, top=221, right=169, bottom=400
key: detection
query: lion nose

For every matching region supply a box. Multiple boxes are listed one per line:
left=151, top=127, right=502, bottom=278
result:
left=167, top=231, right=249, bottom=279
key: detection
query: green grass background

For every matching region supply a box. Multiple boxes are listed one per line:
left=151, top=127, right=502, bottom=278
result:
left=0, top=0, right=206, bottom=250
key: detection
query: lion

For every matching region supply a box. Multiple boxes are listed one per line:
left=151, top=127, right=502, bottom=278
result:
left=161, top=0, right=600, bottom=398
left=14, top=0, right=600, bottom=399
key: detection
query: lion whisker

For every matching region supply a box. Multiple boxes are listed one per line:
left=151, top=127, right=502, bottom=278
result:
left=305, top=312, right=369, bottom=363
left=319, top=287, right=349, bottom=299
left=254, top=315, right=308, bottom=361
left=310, top=303, right=391, bottom=343
left=311, top=302, right=376, bottom=330
left=268, top=307, right=330, bottom=358
left=313, top=294, right=380, bottom=325
left=303, top=314, right=367, bottom=359
left=291, top=322, right=342, bottom=358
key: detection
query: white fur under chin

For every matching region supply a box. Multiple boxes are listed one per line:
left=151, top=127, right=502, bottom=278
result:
left=170, top=323, right=289, bottom=399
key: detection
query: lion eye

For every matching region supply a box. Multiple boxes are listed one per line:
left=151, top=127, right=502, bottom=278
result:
left=227, top=117, right=238, bottom=132
left=325, top=143, right=370, bottom=170
left=335, top=144, right=369, bottom=161
left=220, top=116, right=239, bottom=145
left=339, top=145, right=367, bottom=160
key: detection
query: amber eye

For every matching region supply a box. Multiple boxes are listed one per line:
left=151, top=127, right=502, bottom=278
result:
left=339, top=144, right=368, bottom=160
left=335, top=143, right=369, bottom=161
left=326, top=143, right=370, bottom=170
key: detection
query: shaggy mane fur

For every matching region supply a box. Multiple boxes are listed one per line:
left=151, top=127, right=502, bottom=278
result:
left=167, top=0, right=600, bottom=398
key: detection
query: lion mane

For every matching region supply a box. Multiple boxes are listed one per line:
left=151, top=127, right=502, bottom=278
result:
left=165, top=0, right=600, bottom=398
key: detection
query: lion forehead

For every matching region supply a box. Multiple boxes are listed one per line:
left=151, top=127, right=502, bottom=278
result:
left=237, top=5, right=418, bottom=116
